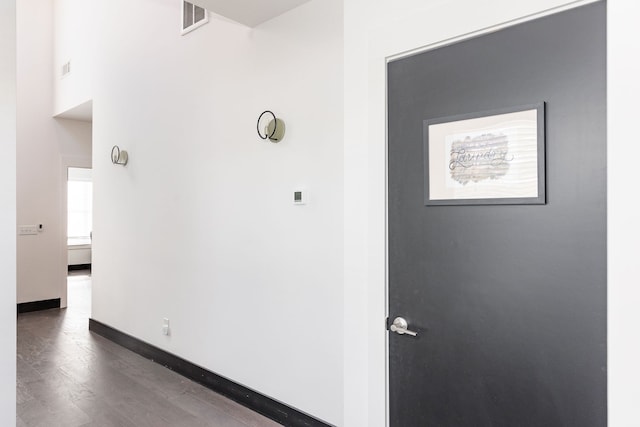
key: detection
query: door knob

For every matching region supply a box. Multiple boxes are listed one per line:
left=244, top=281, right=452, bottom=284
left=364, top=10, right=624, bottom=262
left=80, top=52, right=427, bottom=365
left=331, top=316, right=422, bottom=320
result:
left=390, top=317, right=418, bottom=337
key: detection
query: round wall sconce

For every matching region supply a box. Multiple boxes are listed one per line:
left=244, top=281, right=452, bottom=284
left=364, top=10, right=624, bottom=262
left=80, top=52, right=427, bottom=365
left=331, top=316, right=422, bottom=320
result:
left=257, top=110, right=285, bottom=143
left=111, top=145, right=129, bottom=166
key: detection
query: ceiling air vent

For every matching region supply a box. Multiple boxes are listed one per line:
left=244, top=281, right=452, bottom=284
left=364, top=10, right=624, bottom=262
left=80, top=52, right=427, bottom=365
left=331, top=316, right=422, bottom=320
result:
left=182, top=1, right=208, bottom=35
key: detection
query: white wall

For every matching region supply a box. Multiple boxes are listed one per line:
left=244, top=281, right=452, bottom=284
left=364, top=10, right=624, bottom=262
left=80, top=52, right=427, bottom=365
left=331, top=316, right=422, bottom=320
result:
left=607, top=1, right=640, bottom=425
left=342, top=0, right=369, bottom=424
left=0, top=0, right=17, bottom=423
left=343, top=0, right=639, bottom=425
left=17, top=0, right=92, bottom=307
left=91, top=0, right=343, bottom=424
left=53, top=0, right=93, bottom=116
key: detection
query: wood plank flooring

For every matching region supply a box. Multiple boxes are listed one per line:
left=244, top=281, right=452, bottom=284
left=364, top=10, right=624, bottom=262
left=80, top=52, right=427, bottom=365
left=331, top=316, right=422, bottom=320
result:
left=17, top=271, right=282, bottom=427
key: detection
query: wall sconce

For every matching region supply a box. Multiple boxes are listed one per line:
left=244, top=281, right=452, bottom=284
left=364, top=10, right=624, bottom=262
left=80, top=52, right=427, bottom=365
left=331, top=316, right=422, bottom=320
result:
left=257, top=110, right=285, bottom=143
left=111, top=145, right=129, bottom=166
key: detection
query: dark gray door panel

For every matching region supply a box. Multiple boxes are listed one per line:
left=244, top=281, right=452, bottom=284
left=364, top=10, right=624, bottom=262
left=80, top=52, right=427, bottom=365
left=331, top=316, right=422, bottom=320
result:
left=388, top=3, right=606, bottom=426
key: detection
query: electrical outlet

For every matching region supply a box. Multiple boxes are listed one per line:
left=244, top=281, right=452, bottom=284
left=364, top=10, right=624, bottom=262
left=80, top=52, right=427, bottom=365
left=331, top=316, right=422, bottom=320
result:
left=162, top=318, right=170, bottom=336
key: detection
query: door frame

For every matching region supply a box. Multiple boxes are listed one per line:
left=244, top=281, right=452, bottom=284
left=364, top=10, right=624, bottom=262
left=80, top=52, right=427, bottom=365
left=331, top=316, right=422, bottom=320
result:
left=381, top=2, right=601, bottom=425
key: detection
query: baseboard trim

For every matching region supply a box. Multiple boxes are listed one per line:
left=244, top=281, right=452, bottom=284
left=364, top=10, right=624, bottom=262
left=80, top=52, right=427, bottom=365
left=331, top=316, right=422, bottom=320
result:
left=88, top=319, right=333, bottom=427
left=17, top=298, right=61, bottom=314
left=68, top=264, right=91, bottom=271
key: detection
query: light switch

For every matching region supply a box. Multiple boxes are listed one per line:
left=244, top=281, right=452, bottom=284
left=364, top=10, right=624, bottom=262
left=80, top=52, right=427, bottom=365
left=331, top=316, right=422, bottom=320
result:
left=18, top=225, right=38, bottom=235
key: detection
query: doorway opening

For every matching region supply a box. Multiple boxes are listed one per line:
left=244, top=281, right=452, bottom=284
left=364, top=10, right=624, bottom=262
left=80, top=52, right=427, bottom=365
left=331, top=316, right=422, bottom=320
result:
left=67, top=167, right=92, bottom=311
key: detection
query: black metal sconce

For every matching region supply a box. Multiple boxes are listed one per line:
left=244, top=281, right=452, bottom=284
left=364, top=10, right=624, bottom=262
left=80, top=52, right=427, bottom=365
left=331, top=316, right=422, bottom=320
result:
left=111, top=145, right=129, bottom=166
left=257, top=110, right=285, bottom=143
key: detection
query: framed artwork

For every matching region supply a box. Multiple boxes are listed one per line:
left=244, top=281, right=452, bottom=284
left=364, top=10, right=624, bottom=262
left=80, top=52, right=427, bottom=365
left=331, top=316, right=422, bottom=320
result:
left=424, top=103, right=546, bottom=206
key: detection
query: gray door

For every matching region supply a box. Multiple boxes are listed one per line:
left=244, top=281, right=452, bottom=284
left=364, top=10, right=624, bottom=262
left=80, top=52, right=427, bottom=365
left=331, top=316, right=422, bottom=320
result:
left=387, top=3, right=606, bottom=426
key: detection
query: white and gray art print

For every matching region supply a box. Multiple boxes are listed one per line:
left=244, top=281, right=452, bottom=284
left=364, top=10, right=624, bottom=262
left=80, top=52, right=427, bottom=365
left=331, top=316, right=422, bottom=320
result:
left=427, top=108, right=540, bottom=202
left=448, top=132, right=513, bottom=185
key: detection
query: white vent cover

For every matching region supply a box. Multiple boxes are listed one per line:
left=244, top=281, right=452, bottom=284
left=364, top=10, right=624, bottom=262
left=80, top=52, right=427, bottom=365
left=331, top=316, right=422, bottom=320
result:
left=182, top=1, right=208, bottom=35
left=61, top=61, right=71, bottom=77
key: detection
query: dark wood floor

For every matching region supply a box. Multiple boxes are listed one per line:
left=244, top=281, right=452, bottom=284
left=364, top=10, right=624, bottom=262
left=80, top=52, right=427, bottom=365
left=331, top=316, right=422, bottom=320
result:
left=17, top=271, right=282, bottom=427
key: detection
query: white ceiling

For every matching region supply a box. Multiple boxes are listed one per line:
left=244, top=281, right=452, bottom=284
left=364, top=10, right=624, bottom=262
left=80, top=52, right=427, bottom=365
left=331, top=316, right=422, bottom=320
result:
left=190, top=0, right=312, bottom=27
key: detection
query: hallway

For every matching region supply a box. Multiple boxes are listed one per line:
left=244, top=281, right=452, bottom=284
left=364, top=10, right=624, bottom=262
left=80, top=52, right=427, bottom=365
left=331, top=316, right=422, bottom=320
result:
left=16, top=272, right=281, bottom=427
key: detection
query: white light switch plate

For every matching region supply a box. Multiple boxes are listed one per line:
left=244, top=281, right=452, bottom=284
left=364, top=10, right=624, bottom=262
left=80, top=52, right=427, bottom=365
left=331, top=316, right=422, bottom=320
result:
left=18, top=225, right=38, bottom=235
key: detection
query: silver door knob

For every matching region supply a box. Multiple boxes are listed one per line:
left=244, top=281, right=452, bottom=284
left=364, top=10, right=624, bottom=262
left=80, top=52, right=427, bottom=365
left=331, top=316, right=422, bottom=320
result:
left=390, top=317, right=418, bottom=337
